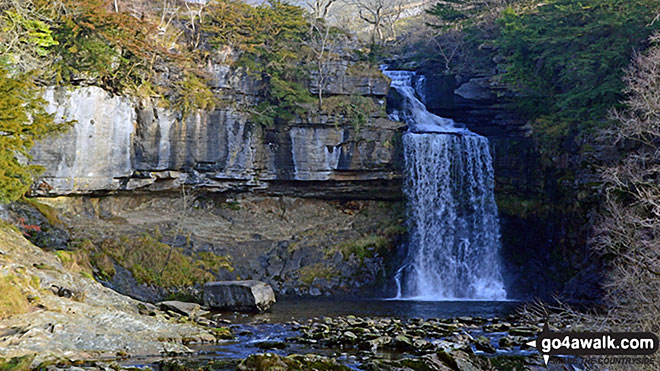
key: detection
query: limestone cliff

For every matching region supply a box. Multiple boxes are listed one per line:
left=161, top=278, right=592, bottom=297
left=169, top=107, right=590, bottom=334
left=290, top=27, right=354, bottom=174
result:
left=30, top=63, right=404, bottom=200
left=23, top=59, right=406, bottom=301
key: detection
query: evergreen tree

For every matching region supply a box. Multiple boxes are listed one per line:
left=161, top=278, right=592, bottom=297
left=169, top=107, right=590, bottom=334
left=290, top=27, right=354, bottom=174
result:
left=0, top=66, right=70, bottom=203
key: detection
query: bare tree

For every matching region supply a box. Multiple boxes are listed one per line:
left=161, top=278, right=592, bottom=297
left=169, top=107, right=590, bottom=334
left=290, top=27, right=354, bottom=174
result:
left=430, top=31, right=465, bottom=73
left=592, top=32, right=660, bottom=332
left=305, top=0, right=338, bottom=21
left=345, top=0, right=405, bottom=44
left=305, top=0, right=344, bottom=109
left=309, top=21, right=332, bottom=108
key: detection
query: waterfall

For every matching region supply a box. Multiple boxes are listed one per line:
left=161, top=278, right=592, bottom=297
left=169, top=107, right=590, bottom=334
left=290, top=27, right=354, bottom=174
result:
left=383, top=68, right=507, bottom=300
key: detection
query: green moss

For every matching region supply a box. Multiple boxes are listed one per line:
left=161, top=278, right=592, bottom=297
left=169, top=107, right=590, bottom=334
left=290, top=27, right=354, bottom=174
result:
left=298, top=264, right=339, bottom=286
left=89, top=250, right=116, bottom=281
left=97, top=234, right=223, bottom=289
left=196, top=252, right=234, bottom=273
left=323, top=95, right=379, bottom=131
left=485, top=355, right=528, bottom=371
left=495, top=194, right=550, bottom=219
left=346, top=61, right=384, bottom=79
left=23, top=199, right=58, bottom=225
left=22, top=198, right=62, bottom=226
left=222, top=201, right=241, bottom=211
left=0, top=354, right=35, bottom=371
left=55, top=250, right=72, bottom=266
left=211, top=327, right=233, bottom=340
left=29, top=275, right=40, bottom=289
left=55, top=249, right=94, bottom=277
left=383, top=224, right=407, bottom=237
left=337, top=235, right=390, bottom=263
left=32, top=263, right=56, bottom=271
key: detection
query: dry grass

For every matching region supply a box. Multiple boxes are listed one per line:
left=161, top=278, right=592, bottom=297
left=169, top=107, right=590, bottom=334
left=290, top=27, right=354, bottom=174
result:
left=0, top=274, right=29, bottom=319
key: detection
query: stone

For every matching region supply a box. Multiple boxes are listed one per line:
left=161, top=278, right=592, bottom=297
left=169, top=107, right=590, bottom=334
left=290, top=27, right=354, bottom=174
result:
left=498, top=336, right=514, bottom=349
left=454, top=78, right=495, bottom=101
left=30, top=64, right=404, bottom=200
left=238, top=353, right=351, bottom=371
left=508, top=327, right=537, bottom=337
left=394, top=334, right=414, bottom=351
left=203, top=280, right=276, bottom=312
left=474, top=336, right=497, bottom=354
left=157, top=301, right=202, bottom=318
left=255, top=341, right=287, bottom=350
left=342, top=331, right=358, bottom=343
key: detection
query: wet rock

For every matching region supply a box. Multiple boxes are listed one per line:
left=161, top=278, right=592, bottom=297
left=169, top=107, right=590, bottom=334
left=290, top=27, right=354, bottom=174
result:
left=255, top=341, right=287, bottom=350
left=238, top=353, right=351, bottom=371
left=483, top=322, right=510, bottom=332
left=211, top=327, right=233, bottom=340
left=342, top=331, right=358, bottom=343
left=394, top=334, right=414, bottom=351
left=474, top=336, right=497, bottom=354
left=498, top=336, right=514, bottom=349
left=157, top=301, right=201, bottom=318
left=413, top=338, right=434, bottom=353
left=437, top=350, right=493, bottom=371
left=203, top=280, right=276, bottom=312
left=363, top=351, right=488, bottom=371
left=508, top=327, right=538, bottom=337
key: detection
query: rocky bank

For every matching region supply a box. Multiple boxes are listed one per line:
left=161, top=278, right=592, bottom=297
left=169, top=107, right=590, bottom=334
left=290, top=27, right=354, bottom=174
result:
left=0, top=222, right=215, bottom=366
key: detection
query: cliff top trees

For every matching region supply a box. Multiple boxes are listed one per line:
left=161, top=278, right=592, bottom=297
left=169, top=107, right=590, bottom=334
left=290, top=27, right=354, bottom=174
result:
left=496, top=0, right=660, bottom=148
left=204, top=0, right=313, bottom=125
left=346, top=0, right=405, bottom=45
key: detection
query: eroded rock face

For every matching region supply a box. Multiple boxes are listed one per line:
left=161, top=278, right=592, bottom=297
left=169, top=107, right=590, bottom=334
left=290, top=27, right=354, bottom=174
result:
left=31, top=87, right=135, bottom=194
left=40, top=194, right=405, bottom=300
left=30, top=64, right=403, bottom=200
left=203, top=280, right=276, bottom=312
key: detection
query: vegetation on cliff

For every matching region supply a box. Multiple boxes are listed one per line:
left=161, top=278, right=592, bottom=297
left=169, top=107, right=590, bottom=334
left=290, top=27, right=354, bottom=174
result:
left=592, top=33, right=660, bottom=331
left=495, top=0, right=660, bottom=156
left=203, top=0, right=314, bottom=125
left=0, top=67, right=70, bottom=204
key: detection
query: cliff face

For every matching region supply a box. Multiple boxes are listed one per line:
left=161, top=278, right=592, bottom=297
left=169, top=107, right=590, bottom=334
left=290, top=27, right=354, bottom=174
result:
left=30, top=64, right=403, bottom=200
left=25, top=60, right=406, bottom=300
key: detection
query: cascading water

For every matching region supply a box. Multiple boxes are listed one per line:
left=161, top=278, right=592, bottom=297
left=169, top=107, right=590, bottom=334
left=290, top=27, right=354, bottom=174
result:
left=383, top=68, right=507, bottom=300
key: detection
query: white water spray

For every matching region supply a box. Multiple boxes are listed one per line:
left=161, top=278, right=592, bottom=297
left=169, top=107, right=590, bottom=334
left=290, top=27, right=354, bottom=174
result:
left=383, top=68, right=506, bottom=300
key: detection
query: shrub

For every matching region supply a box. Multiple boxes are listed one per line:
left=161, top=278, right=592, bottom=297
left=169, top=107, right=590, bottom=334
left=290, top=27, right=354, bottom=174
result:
left=592, top=33, right=660, bottom=332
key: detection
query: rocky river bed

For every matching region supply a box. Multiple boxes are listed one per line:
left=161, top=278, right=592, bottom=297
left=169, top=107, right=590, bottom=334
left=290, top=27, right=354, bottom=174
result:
left=112, top=298, right=549, bottom=371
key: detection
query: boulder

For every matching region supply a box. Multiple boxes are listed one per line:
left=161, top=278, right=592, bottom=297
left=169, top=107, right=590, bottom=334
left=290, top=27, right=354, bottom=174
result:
left=157, top=300, right=202, bottom=318
left=203, top=280, right=276, bottom=312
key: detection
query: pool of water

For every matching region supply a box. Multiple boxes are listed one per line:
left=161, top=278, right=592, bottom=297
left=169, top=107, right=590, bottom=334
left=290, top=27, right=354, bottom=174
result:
left=236, top=296, right=522, bottom=323
left=124, top=297, right=525, bottom=369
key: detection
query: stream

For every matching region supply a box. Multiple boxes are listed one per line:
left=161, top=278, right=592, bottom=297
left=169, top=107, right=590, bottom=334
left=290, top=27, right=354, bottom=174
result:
left=123, top=297, right=532, bottom=370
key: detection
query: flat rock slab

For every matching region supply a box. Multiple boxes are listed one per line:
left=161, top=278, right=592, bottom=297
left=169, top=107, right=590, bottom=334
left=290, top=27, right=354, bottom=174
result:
left=157, top=300, right=202, bottom=317
left=203, top=280, right=276, bottom=312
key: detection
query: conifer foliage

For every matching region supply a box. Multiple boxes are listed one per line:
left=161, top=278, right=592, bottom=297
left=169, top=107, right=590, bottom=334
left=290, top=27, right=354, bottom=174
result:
left=0, top=67, right=69, bottom=203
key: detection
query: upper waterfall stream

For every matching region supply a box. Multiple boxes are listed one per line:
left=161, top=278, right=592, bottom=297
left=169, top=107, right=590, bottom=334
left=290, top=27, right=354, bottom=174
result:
left=383, top=68, right=507, bottom=300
